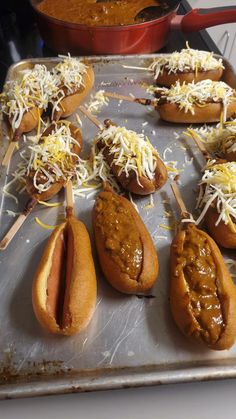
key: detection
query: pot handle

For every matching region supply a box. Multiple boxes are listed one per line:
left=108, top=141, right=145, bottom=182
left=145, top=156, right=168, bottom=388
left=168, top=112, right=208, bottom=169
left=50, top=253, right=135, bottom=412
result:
left=171, top=7, right=236, bottom=32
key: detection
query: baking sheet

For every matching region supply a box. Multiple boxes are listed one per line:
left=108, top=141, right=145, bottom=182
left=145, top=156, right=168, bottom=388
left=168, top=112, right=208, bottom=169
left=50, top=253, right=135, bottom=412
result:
left=0, top=54, right=236, bottom=400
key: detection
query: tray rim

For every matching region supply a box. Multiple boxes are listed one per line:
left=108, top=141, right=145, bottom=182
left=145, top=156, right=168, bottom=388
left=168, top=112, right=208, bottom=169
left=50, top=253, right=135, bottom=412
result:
left=1, top=53, right=236, bottom=400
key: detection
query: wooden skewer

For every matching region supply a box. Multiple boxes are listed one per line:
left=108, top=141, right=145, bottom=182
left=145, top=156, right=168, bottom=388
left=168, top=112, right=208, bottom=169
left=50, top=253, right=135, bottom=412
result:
left=187, top=129, right=212, bottom=161
left=2, top=126, right=23, bottom=167
left=171, top=182, right=191, bottom=221
left=122, top=65, right=152, bottom=72
left=0, top=199, right=37, bottom=250
left=103, top=91, right=156, bottom=107
left=65, top=180, right=74, bottom=217
left=79, top=106, right=103, bottom=130
left=2, top=142, right=17, bottom=167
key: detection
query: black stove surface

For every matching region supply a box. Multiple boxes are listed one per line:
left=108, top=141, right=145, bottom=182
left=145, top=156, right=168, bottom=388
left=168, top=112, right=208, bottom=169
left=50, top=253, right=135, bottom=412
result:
left=0, top=0, right=220, bottom=89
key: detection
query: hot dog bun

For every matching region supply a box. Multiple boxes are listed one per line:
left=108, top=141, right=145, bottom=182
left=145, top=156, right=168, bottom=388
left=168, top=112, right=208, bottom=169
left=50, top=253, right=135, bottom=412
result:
left=157, top=101, right=236, bottom=124
left=32, top=215, right=97, bottom=335
left=52, top=65, right=94, bottom=120
left=170, top=223, right=236, bottom=350
left=155, top=68, right=223, bottom=87
left=205, top=207, right=236, bottom=249
left=96, top=120, right=167, bottom=195
left=102, top=147, right=167, bottom=195
left=155, top=79, right=236, bottom=124
left=93, top=186, right=158, bottom=294
left=26, top=123, right=83, bottom=201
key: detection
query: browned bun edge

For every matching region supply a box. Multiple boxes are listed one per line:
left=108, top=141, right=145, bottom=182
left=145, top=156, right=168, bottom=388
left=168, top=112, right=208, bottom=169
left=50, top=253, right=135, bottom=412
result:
left=205, top=207, right=236, bottom=249
left=170, top=227, right=236, bottom=350
left=32, top=216, right=97, bottom=335
left=93, top=190, right=158, bottom=294
left=60, top=65, right=95, bottom=118
left=158, top=101, right=236, bottom=124
left=155, top=68, right=224, bottom=87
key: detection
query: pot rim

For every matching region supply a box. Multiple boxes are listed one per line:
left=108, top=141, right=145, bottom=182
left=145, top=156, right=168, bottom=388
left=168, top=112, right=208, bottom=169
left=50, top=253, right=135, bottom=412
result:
left=30, top=0, right=179, bottom=30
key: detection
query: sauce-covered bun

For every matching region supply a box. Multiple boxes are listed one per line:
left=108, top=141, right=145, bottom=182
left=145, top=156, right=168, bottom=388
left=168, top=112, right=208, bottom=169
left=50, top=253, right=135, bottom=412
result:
left=93, top=186, right=158, bottom=294
left=170, top=223, right=236, bottom=350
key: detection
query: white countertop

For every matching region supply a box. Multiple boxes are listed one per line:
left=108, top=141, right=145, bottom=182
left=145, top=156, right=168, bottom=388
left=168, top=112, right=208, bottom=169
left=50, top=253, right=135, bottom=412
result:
left=1, top=378, right=236, bottom=418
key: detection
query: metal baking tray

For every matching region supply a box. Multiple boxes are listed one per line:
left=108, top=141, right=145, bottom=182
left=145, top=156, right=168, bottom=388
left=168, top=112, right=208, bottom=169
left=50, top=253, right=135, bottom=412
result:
left=1, top=54, right=236, bottom=400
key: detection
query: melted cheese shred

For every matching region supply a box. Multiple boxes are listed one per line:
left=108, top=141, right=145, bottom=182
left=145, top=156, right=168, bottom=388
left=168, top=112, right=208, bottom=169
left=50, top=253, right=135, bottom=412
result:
left=149, top=46, right=224, bottom=79
left=156, top=79, right=236, bottom=120
left=0, top=64, right=57, bottom=130
left=94, top=124, right=158, bottom=185
left=196, top=161, right=236, bottom=228
left=27, top=123, right=80, bottom=193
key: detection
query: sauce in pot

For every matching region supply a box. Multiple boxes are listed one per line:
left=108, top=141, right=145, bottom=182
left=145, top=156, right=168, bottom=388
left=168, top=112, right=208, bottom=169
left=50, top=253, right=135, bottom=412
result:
left=37, top=0, right=164, bottom=26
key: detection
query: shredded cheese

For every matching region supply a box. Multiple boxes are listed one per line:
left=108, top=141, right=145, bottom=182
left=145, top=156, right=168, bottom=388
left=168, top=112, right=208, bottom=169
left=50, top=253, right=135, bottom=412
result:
left=0, top=64, right=57, bottom=130
left=155, top=79, right=235, bottom=121
left=184, top=121, right=236, bottom=156
left=94, top=124, right=158, bottom=186
left=37, top=200, right=63, bottom=207
left=196, top=161, right=236, bottom=229
left=85, top=90, right=109, bottom=114
left=50, top=54, right=88, bottom=115
left=27, top=123, right=80, bottom=193
left=35, top=217, right=59, bottom=229
left=149, top=47, right=224, bottom=79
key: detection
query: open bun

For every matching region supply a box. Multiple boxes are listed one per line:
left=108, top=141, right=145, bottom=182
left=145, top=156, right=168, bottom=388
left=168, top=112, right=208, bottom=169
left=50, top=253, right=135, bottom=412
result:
left=32, top=215, right=97, bottom=335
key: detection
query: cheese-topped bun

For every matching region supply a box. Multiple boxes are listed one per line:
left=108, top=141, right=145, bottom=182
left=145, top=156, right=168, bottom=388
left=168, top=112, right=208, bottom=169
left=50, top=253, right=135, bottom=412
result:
left=155, top=79, right=236, bottom=124
left=0, top=64, right=56, bottom=135
left=50, top=55, right=94, bottom=120
left=196, top=160, right=236, bottom=248
left=94, top=120, right=167, bottom=195
left=149, top=47, right=224, bottom=87
left=25, top=121, right=82, bottom=201
left=186, top=123, right=236, bottom=162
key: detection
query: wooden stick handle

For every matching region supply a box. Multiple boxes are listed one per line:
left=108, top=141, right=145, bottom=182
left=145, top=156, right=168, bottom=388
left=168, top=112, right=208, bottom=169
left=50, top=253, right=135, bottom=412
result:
left=2, top=142, right=17, bottom=167
left=171, top=182, right=190, bottom=220
left=65, top=180, right=74, bottom=217
left=187, top=128, right=212, bottom=161
left=0, top=199, right=37, bottom=250
left=79, top=106, right=103, bottom=130
left=103, top=91, right=156, bottom=107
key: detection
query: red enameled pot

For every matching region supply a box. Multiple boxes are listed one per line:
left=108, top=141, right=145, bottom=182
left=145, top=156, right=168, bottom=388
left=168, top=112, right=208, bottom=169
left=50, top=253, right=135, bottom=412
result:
left=30, top=2, right=236, bottom=55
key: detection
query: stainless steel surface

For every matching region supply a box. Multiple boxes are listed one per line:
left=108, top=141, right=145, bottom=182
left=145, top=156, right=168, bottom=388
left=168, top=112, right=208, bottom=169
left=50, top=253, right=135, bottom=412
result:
left=0, top=54, right=236, bottom=400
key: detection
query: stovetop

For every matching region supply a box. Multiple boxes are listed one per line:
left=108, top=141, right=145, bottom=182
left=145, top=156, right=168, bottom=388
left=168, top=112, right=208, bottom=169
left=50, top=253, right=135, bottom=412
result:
left=0, top=0, right=220, bottom=89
